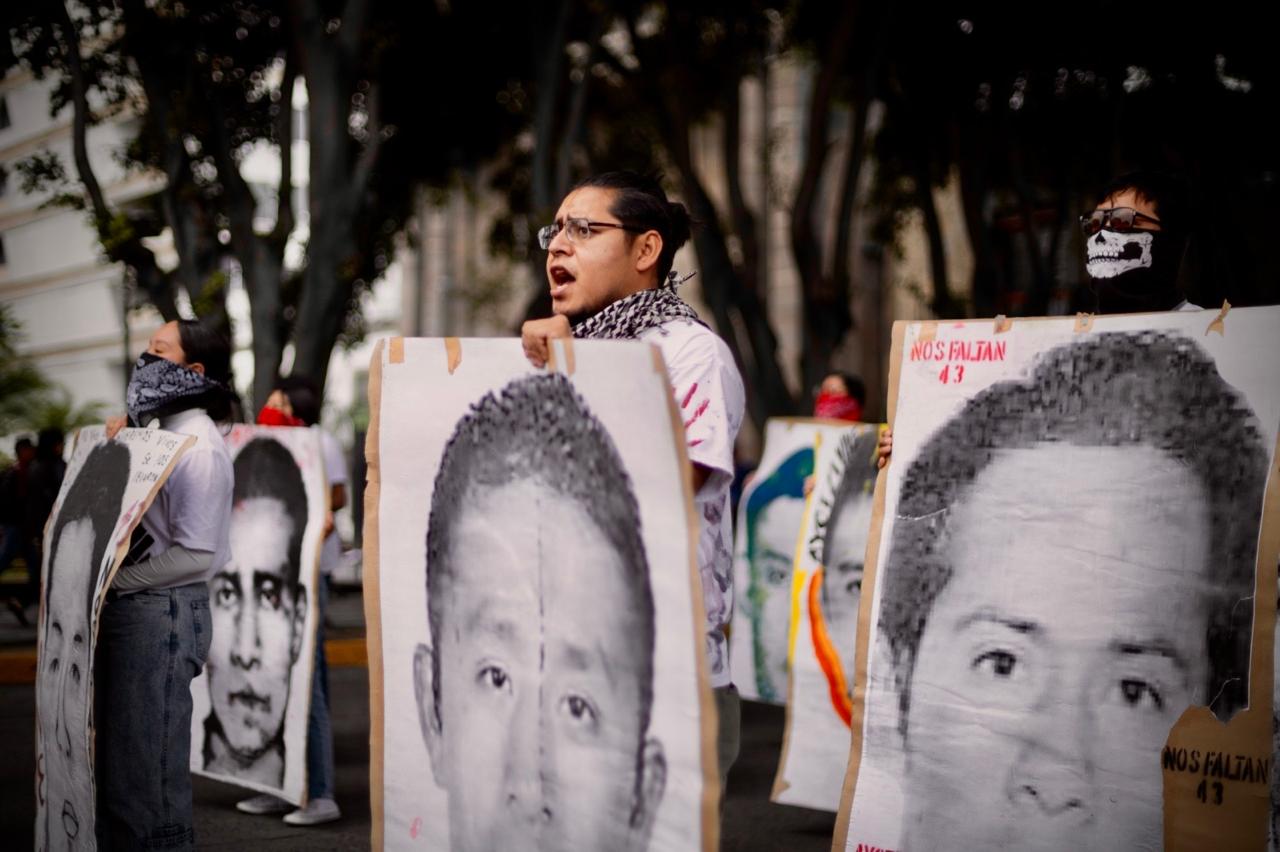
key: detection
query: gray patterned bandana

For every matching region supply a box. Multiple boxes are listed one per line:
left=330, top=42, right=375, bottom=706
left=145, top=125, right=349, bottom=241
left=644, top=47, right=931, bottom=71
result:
left=126, top=352, right=225, bottom=426
left=571, top=273, right=706, bottom=341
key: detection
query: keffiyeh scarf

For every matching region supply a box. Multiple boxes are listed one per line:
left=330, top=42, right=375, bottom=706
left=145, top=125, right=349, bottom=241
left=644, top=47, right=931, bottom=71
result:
left=571, top=275, right=706, bottom=341
left=126, top=352, right=226, bottom=426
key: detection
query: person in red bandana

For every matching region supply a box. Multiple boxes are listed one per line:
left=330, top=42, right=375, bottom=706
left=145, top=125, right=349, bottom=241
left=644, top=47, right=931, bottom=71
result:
left=813, top=372, right=866, bottom=422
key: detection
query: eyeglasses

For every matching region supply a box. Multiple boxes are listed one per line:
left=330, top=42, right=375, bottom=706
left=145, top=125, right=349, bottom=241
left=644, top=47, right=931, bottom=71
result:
left=537, top=217, right=642, bottom=250
left=1079, top=207, right=1162, bottom=236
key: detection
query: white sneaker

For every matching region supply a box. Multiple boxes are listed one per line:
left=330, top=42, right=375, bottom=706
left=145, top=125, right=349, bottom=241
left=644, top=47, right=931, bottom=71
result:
left=236, top=793, right=292, bottom=815
left=284, top=797, right=341, bottom=826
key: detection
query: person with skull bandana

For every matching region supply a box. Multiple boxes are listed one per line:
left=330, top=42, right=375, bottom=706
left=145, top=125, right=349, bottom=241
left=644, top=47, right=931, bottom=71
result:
left=1081, top=170, right=1200, bottom=314
left=877, top=170, right=1200, bottom=468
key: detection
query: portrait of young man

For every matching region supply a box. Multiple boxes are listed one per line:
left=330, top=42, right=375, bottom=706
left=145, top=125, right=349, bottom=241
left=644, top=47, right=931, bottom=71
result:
left=413, top=372, right=666, bottom=852
left=741, top=448, right=813, bottom=703
left=867, top=331, right=1268, bottom=851
left=37, top=439, right=130, bottom=852
left=202, top=437, right=309, bottom=788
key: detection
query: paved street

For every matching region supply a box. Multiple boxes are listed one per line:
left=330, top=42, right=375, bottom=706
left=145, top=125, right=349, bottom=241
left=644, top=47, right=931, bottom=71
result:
left=0, top=586, right=838, bottom=851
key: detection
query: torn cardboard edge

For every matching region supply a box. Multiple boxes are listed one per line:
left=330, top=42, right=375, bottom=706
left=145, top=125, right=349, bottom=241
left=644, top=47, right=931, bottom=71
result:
left=363, top=339, right=387, bottom=851
left=651, top=338, right=722, bottom=852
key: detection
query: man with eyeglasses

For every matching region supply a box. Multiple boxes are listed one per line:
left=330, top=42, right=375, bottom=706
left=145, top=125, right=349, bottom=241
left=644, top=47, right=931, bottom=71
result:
left=522, top=171, right=746, bottom=793
left=1080, top=170, right=1199, bottom=315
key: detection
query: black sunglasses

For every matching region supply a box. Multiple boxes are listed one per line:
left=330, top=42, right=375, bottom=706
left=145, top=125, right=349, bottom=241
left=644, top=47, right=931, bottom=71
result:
left=1079, top=207, right=1162, bottom=236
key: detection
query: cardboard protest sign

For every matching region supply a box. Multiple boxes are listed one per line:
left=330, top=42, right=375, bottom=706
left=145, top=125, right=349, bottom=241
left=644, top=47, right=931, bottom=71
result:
left=834, top=307, right=1280, bottom=852
left=189, top=425, right=328, bottom=804
left=772, top=423, right=880, bottom=812
left=36, top=426, right=193, bottom=852
left=730, top=419, right=846, bottom=705
left=364, top=337, right=715, bottom=852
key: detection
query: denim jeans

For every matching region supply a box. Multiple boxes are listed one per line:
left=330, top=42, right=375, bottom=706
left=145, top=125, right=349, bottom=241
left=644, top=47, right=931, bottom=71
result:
left=95, top=583, right=210, bottom=850
left=306, top=576, right=335, bottom=801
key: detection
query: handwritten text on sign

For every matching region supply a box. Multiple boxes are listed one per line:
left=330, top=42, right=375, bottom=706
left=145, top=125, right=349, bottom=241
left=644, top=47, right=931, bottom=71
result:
left=910, top=337, right=1008, bottom=385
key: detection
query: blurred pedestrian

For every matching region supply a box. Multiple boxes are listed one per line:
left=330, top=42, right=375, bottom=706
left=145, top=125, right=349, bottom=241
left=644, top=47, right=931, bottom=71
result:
left=1, top=436, right=38, bottom=624
left=814, top=372, right=866, bottom=422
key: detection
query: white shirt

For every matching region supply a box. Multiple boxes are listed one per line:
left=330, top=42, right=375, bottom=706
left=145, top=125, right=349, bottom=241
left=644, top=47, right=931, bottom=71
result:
left=318, top=429, right=349, bottom=576
left=136, top=408, right=234, bottom=586
left=640, top=321, right=746, bottom=688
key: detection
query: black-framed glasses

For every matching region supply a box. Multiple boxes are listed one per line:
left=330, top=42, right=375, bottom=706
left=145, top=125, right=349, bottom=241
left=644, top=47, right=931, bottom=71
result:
left=1079, top=207, right=1162, bottom=236
left=537, top=217, right=642, bottom=250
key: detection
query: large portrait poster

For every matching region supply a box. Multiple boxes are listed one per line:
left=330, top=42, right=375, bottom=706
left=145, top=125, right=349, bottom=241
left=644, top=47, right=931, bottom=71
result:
left=365, top=337, right=715, bottom=852
left=36, top=426, right=193, bottom=852
left=189, top=425, right=327, bottom=804
left=730, top=419, right=845, bottom=705
left=772, top=422, right=880, bottom=812
left=835, top=306, right=1280, bottom=852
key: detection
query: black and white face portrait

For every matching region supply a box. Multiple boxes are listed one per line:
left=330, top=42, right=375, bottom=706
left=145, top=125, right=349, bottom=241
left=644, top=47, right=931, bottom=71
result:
left=414, top=372, right=665, bottom=852
left=818, top=431, right=879, bottom=669
left=37, top=439, right=131, bottom=852
left=203, top=437, right=309, bottom=787
left=1085, top=228, right=1154, bottom=279
left=865, top=330, right=1269, bottom=852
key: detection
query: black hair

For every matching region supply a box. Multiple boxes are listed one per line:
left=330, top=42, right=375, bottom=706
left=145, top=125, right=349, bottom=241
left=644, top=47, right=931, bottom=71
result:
left=573, top=171, right=694, bottom=282
left=425, top=373, right=656, bottom=789
left=1098, top=170, right=1190, bottom=240
left=880, top=331, right=1267, bottom=728
left=36, top=428, right=64, bottom=461
left=232, top=437, right=309, bottom=591
left=819, top=428, right=879, bottom=579
left=833, top=373, right=867, bottom=407
left=275, top=375, right=322, bottom=427
left=15, top=437, right=34, bottom=452
left=46, top=440, right=131, bottom=622
left=177, top=319, right=236, bottom=422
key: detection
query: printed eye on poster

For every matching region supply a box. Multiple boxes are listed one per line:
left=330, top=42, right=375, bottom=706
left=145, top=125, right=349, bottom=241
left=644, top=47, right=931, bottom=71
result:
left=363, top=337, right=716, bottom=852
left=189, top=425, right=329, bottom=804
left=36, top=426, right=193, bottom=852
left=730, top=418, right=850, bottom=706
left=772, top=422, right=881, bottom=813
left=833, top=306, right=1280, bottom=852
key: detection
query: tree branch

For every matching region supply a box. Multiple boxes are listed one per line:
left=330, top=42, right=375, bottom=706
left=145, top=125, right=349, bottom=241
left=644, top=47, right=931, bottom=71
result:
left=273, top=52, right=297, bottom=244
left=53, top=1, right=111, bottom=227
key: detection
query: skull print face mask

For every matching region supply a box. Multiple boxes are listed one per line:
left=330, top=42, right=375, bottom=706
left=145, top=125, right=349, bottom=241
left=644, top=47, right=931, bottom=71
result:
left=1086, top=228, right=1185, bottom=314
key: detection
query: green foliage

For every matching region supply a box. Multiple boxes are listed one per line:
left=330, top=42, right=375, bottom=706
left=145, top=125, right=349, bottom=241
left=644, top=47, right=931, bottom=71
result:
left=24, top=388, right=110, bottom=434
left=0, top=306, right=52, bottom=437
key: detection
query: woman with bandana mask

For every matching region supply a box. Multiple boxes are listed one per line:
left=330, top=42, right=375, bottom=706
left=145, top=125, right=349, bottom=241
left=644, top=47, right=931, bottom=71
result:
left=96, top=319, right=235, bottom=850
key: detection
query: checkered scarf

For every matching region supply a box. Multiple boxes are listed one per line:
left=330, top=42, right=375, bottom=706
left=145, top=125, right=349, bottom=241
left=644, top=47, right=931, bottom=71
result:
left=571, top=276, right=705, bottom=341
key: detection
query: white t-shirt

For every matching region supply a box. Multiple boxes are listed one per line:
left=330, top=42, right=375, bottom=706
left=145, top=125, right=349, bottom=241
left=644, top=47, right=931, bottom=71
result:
left=640, top=321, right=745, bottom=688
left=138, top=408, right=234, bottom=585
left=318, top=429, right=349, bottom=576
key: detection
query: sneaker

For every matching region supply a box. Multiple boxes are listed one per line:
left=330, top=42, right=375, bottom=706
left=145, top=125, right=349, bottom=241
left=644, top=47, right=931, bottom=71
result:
left=284, top=797, right=341, bottom=826
left=236, top=794, right=292, bottom=815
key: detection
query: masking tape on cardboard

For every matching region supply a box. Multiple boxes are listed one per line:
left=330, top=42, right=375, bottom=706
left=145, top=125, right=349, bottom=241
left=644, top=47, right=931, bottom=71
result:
left=388, top=337, right=404, bottom=364
left=916, top=321, right=938, bottom=343
left=444, top=337, right=462, bottom=374
left=1073, top=312, right=1095, bottom=333
left=994, top=314, right=1013, bottom=334
left=1205, top=300, right=1232, bottom=337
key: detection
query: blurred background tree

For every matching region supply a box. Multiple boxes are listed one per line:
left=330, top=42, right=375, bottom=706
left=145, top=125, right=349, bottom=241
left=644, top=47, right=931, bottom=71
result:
left=5, top=1, right=1276, bottom=425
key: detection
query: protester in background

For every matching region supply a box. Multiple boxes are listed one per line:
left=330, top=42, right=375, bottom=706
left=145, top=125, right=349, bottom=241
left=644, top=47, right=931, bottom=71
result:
left=1, top=436, right=37, bottom=624
left=97, top=319, right=235, bottom=850
left=522, top=171, right=746, bottom=790
left=879, top=170, right=1198, bottom=468
left=235, top=375, right=346, bottom=826
left=814, top=372, right=866, bottom=422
